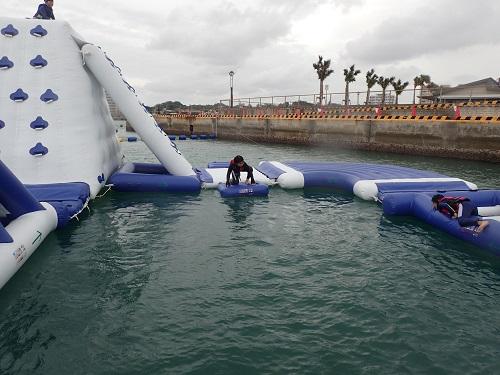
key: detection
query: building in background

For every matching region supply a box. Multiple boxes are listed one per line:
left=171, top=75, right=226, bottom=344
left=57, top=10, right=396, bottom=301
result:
left=368, top=93, right=395, bottom=105
left=422, top=77, right=500, bottom=103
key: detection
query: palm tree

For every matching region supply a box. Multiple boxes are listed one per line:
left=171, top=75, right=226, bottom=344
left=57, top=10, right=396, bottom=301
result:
left=365, top=69, right=378, bottom=105
left=413, top=74, right=431, bottom=104
left=378, top=76, right=394, bottom=105
left=426, top=81, right=442, bottom=103
left=313, top=55, right=334, bottom=107
left=343, top=65, right=361, bottom=106
left=391, top=79, right=409, bottom=105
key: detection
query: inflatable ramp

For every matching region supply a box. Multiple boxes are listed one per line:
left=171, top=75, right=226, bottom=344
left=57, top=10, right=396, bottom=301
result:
left=383, top=190, right=500, bottom=256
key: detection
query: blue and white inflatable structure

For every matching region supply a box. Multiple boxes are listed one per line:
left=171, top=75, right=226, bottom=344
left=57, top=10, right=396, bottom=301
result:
left=0, top=17, right=198, bottom=288
left=0, top=17, right=499, bottom=288
left=383, top=191, right=500, bottom=256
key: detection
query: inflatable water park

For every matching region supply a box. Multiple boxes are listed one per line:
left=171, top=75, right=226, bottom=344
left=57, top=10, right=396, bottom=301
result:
left=1, top=18, right=500, bottom=289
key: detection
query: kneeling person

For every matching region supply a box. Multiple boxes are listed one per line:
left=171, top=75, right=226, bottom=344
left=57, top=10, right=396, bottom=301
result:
left=226, top=155, right=255, bottom=186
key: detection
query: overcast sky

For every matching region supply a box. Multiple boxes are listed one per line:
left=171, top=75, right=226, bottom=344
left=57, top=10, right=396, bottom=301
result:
left=5, top=0, right=500, bottom=105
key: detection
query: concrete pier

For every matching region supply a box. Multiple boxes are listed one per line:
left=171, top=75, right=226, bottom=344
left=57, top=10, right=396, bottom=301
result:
left=155, top=115, right=500, bottom=163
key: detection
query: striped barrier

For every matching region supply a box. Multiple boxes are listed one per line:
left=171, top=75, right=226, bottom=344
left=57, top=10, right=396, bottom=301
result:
left=159, top=114, right=500, bottom=122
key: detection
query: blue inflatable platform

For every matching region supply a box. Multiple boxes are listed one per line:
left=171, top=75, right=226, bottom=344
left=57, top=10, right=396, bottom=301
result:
left=217, top=183, right=269, bottom=198
left=108, top=162, right=201, bottom=193
left=256, top=161, right=477, bottom=200
left=26, top=183, right=91, bottom=228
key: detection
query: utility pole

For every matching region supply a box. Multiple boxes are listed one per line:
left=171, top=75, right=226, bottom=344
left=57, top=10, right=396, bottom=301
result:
left=229, top=71, right=235, bottom=108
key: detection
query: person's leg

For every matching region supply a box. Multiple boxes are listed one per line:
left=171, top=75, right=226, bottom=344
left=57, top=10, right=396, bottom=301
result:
left=458, top=216, right=478, bottom=227
left=247, top=167, right=255, bottom=184
left=476, top=220, right=489, bottom=233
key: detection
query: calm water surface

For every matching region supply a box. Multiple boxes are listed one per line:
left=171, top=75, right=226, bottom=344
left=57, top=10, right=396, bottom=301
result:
left=1, top=139, right=500, bottom=374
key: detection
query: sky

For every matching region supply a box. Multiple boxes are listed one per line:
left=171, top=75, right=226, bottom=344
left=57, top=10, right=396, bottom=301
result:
left=4, top=0, right=500, bottom=106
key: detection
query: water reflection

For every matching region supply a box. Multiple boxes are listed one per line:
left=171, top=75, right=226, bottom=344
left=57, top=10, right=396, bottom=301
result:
left=222, top=196, right=267, bottom=230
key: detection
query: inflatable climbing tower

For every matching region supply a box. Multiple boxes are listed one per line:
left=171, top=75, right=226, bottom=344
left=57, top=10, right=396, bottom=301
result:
left=0, top=17, right=123, bottom=197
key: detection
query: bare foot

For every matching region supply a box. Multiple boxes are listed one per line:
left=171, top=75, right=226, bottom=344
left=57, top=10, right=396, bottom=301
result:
left=476, top=221, right=489, bottom=233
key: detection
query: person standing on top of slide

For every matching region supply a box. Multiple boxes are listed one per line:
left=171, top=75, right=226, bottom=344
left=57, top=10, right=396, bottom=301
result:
left=34, top=0, right=55, bottom=20
left=226, top=155, right=256, bottom=186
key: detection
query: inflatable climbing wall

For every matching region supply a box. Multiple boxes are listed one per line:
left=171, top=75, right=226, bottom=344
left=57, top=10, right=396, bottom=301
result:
left=0, top=17, right=122, bottom=198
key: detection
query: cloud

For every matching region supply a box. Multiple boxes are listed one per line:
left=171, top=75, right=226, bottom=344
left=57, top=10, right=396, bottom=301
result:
left=3, top=0, right=498, bottom=105
left=344, top=0, right=500, bottom=64
left=148, top=2, right=304, bottom=65
left=147, top=0, right=349, bottom=65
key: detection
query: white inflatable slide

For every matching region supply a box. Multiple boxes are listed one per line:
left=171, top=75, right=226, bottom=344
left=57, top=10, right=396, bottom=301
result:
left=81, top=44, right=195, bottom=177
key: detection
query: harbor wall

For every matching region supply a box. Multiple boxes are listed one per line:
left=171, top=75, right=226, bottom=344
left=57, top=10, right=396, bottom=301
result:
left=155, top=116, right=500, bottom=163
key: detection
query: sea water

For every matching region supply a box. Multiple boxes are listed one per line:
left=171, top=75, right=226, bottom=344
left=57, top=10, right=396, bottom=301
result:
left=1, top=139, right=500, bottom=374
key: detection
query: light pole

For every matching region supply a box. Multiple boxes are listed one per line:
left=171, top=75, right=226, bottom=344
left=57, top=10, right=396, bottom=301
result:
left=229, top=71, right=235, bottom=108
left=325, top=84, right=329, bottom=106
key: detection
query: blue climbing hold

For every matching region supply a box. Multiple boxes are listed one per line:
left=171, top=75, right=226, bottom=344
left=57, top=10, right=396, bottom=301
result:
left=10, top=88, right=28, bottom=102
left=30, top=25, right=48, bottom=37
left=0, top=120, right=5, bottom=129
left=1, top=24, right=18, bottom=37
left=30, top=55, right=48, bottom=68
left=0, top=56, right=14, bottom=69
left=30, top=116, right=49, bottom=130
left=40, top=89, right=58, bottom=103
left=29, top=142, right=49, bottom=156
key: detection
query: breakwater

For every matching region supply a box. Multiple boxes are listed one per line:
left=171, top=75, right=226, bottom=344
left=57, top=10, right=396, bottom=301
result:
left=154, top=105, right=500, bottom=163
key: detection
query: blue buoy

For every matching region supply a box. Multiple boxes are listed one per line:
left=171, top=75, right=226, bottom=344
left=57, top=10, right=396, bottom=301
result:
left=209, top=134, right=217, bottom=139
left=30, top=55, right=48, bottom=68
left=0, top=56, right=14, bottom=69
left=190, top=135, right=198, bottom=140
left=40, top=89, right=58, bottom=103
left=29, top=142, right=49, bottom=156
left=30, top=116, right=49, bottom=130
left=168, top=135, right=176, bottom=140
left=10, top=88, right=28, bottom=102
left=199, top=134, right=207, bottom=140
left=1, top=24, right=18, bottom=37
left=30, top=25, right=47, bottom=37
left=178, top=135, right=187, bottom=140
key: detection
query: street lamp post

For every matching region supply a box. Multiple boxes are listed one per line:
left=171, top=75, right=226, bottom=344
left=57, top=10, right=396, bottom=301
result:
left=229, top=71, right=235, bottom=108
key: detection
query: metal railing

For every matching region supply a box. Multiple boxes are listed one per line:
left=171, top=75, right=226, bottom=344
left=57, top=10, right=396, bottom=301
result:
left=217, top=88, right=430, bottom=115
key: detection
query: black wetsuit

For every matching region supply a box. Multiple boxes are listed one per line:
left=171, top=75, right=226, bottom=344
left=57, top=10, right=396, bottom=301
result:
left=226, top=160, right=255, bottom=185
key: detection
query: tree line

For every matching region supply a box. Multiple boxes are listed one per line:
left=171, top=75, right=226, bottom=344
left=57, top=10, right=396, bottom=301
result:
left=313, top=55, right=434, bottom=106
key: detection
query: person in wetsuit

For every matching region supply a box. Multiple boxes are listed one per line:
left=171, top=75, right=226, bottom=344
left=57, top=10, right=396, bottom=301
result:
left=432, top=194, right=489, bottom=233
left=226, top=155, right=255, bottom=186
left=34, top=0, right=55, bottom=20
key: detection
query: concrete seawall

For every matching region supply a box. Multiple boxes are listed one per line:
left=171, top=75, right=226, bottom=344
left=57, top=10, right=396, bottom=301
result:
left=156, top=116, right=500, bottom=162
